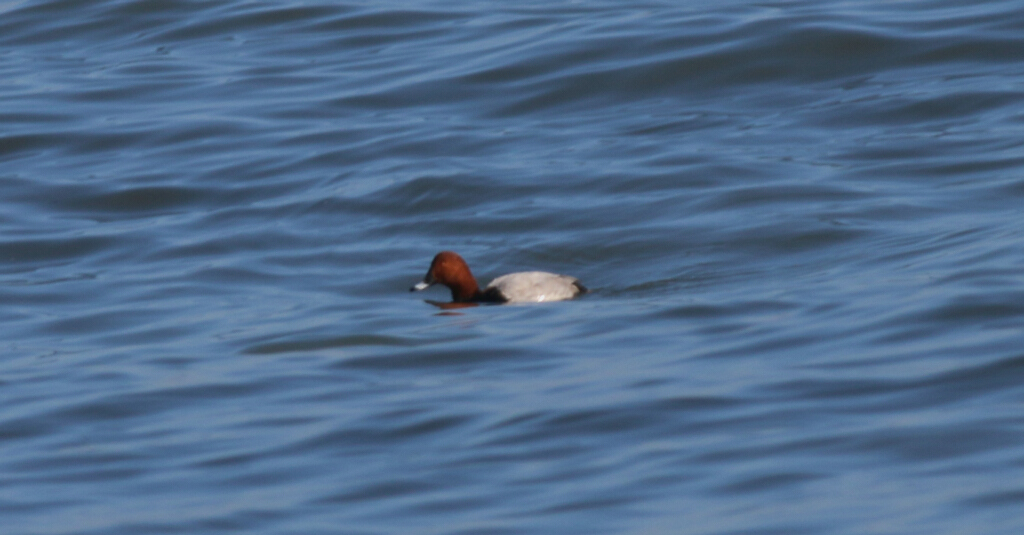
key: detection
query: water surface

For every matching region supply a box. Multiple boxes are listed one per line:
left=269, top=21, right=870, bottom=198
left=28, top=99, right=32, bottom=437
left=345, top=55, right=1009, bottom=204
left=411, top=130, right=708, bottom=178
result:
left=2, top=1, right=1024, bottom=533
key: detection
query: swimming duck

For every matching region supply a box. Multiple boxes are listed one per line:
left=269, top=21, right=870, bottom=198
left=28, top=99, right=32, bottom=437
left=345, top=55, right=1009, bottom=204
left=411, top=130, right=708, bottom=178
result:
left=410, top=251, right=587, bottom=304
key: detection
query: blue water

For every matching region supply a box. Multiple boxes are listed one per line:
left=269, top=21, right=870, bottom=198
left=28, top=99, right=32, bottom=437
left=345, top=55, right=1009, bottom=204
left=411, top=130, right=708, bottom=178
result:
left=2, top=1, right=1024, bottom=533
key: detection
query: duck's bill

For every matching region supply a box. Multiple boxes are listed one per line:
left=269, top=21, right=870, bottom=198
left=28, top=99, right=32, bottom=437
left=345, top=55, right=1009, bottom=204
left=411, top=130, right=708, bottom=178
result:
left=411, top=271, right=436, bottom=292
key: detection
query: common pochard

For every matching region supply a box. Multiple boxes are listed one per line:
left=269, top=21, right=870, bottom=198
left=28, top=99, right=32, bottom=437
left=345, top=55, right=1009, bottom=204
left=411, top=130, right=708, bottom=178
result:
left=410, top=251, right=587, bottom=304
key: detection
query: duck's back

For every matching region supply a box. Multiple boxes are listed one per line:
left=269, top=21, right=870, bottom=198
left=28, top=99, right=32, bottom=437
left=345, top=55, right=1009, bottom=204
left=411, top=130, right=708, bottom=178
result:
left=485, top=271, right=586, bottom=303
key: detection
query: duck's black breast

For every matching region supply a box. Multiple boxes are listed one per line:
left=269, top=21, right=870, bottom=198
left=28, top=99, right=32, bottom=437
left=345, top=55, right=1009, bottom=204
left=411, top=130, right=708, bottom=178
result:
left=475, top=287, right=508, bottom=303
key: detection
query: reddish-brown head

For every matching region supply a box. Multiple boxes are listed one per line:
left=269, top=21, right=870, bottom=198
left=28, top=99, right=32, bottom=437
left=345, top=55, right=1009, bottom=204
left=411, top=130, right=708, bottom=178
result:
left=410, top=251, right=481, bottom=302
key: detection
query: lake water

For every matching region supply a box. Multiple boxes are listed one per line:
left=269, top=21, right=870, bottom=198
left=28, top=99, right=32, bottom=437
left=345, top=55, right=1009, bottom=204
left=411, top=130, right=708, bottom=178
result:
left=2, top=1, right=1024, bottom=533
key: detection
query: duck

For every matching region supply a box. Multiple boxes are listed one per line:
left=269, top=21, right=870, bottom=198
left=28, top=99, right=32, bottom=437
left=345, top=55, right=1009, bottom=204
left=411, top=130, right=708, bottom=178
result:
left=410, top=251, right=587, bottom=304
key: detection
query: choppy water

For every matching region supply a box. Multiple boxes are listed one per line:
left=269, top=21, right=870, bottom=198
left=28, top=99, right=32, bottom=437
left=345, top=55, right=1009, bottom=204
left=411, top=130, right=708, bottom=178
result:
left=2, top=0, right=1024, bottom=533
